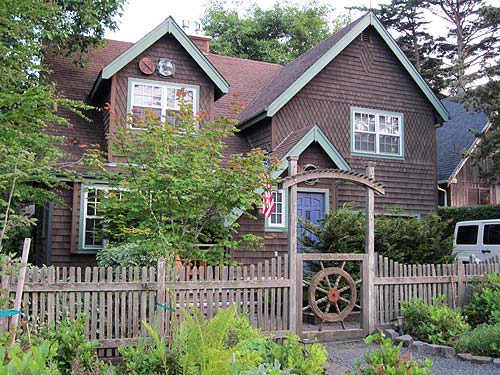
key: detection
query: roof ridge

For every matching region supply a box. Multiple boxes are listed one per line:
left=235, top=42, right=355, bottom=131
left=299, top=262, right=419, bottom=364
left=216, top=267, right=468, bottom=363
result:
left=206, top=53, right=283, bottom=67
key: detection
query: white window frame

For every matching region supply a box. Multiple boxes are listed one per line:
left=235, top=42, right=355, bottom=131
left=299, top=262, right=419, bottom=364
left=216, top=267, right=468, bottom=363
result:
left=351, top=107, right=404, bottom=158
left=79, top=185, right=125, bottom=253
left=266, top=190, right=286, bottom=229
left=126, top=78, right=199, bottom=130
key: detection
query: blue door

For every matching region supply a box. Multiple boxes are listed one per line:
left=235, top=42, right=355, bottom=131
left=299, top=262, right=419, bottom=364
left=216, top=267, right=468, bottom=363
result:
left=297, top=192, right=325, bottom=252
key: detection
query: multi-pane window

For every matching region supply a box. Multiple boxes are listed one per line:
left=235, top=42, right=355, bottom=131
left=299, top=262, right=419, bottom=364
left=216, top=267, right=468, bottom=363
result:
left=352, top=108, right=403, bottom=157
left=128, top=79, right=198, bottom=128
left=268, top=191, right=285, bottom=227
left=80, top=186, right=125, bottom=251
left=82, top=187, right=105, bottom=249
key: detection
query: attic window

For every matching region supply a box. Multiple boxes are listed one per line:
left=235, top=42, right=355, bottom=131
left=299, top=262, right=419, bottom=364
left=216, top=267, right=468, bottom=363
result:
left=361, top=31, right=370, bottom=43
left=127, top=78, right=199, bottom=129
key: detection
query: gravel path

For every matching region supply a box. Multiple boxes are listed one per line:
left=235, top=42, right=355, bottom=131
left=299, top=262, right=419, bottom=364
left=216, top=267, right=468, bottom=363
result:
left=324, top=340, right=500, bottom=375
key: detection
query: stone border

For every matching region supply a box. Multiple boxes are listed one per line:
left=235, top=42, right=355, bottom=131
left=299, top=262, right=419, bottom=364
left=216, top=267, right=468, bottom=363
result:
left=382, top=329, right=500, bottom=367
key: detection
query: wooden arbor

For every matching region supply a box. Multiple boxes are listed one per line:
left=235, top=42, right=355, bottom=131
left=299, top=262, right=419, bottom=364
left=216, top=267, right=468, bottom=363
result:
left=279, top=156, right=385, bottom=336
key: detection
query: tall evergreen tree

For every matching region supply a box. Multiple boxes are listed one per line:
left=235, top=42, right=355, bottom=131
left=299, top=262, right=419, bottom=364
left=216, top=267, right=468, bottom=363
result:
left=430, top=0, right=500, bottom=94
left=352, top=0, right=446, bottom=93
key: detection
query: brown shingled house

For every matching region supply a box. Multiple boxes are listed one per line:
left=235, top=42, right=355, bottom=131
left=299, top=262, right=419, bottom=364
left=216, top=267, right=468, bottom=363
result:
left=35, top=13, right=449, bottom=266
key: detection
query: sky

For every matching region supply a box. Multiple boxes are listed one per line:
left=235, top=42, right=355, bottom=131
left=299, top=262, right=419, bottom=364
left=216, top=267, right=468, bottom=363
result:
left=106, top=0, right=499, bottom=43
left=105, top=0, right=408, bottom=42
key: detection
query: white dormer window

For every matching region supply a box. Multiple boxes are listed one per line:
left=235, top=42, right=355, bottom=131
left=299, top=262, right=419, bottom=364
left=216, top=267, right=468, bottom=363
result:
left=127, top=78, right=199, bottom=129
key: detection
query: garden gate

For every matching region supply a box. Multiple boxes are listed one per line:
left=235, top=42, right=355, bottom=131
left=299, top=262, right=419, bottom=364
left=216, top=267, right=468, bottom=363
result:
left=279, top=156, right=385, bottom=339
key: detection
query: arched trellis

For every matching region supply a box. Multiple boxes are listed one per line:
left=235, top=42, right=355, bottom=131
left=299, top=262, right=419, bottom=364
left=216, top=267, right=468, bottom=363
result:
left=279, top=156, right=385, bottom=336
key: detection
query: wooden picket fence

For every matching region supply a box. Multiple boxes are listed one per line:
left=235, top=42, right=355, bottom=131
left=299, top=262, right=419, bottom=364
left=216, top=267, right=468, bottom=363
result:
left=3, top=253, right=500, bottom=353
left=1, top=256, right=291, bottom=356
left=373, top=254, right=500, bottom=326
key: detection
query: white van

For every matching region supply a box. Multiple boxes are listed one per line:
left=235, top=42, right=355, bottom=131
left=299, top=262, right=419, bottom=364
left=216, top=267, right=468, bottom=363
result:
left=453, top=219, right=500, bottom=262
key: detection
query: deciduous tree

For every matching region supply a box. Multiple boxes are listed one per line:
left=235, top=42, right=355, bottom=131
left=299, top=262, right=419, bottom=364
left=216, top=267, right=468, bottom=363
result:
left=0, top=0, right=125, bottom=251
left=95, top=101, right=278, bottom=267
left=201, top=0, right=349, bottom=64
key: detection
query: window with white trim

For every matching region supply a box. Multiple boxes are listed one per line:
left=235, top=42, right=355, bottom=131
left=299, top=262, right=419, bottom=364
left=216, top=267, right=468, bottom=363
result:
left=352, top=108, right=403, bottom=157
left=128, top=79, right=198, bottom=128
left=80, top=186, right=125, bottom=251
left=268, top=190, right=285, bottom=227
left=81, top=187, right=106, bottom=250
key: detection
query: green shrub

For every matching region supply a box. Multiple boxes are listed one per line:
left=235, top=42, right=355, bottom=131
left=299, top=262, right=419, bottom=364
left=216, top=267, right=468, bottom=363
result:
left=170, top=307, right=327, bottom=375
left=269, top=335, right=327, bottom=375
left=438, top=204, right=500, bottom=238
left=0, top=340, right=60, bottom=375
left=303, top=205, right=453, bottom=264
left=97, top=239, right=165, bottom=267
left=172, top=306, right=263, bottom=375
left=454, top=323, right=500, bottom=357
left=33, top=315, right=102, bottom=374
left=401, top=296, right=469, bottom=345
left=119, top=322, right=175, bottom=375
left=344, top=334, right=432, bottom=375
left=465, top=273, right=500, bottom=327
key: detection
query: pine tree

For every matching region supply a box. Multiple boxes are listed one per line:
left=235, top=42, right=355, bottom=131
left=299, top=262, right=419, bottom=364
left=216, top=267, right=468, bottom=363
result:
left=430, top=0, right=500, bottom=94
left=352, top=0, right=446, bottom=94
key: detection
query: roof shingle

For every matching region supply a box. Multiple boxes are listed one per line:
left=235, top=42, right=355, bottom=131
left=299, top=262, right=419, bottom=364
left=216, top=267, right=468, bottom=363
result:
left=437, top=98, right=489, bottom=182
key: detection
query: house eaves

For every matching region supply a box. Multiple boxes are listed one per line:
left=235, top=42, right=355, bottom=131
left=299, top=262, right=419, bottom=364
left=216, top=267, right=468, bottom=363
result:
left=239, top=12, right=449, bottom=128
left=89, top=16, right=229, bottom=102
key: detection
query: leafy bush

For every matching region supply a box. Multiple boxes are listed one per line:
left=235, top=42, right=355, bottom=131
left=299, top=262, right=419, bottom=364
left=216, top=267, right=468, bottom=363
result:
left=97, top=238, right=165, bottom=267
left=345, top=334, right=432, bottom=375
left=401, top=296, right=469, bottom=345
left=464, top=273, right=500, bottom=327
left=0, top=340, right=60, bottom=375
left=32, top=315, right=103, bottom=374
left=119, top=322, right=175, bottom=375
left=438, top=204, right=500, bottom=238
left=303, top=205, right=453, bottom=264
left=269, top=335, right=327, bottom=375
left=454, top=323, right=500, bottom=357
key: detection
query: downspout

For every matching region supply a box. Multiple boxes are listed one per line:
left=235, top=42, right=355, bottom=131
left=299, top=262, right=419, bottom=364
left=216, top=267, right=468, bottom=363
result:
left=437, top=185, right=448, bottom=207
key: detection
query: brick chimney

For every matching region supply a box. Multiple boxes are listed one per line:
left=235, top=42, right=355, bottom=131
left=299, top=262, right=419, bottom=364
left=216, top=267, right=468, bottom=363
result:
left=188, top=34, right=211, bottom=53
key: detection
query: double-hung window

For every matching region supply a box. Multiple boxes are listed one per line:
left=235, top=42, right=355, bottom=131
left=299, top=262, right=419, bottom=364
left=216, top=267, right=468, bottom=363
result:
left=128, top=78, right=199, bottom=129
left=79, top=186, right=125, bottom=252
left=351, top=107, right=403, bottom=158
left=80, top=186, right=106, bottom=251
left=266, top=190, right=286, bottom=230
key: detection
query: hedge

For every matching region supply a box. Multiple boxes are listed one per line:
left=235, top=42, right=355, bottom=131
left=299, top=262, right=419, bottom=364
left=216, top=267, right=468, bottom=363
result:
left=438, top=204, right=500, bottom=238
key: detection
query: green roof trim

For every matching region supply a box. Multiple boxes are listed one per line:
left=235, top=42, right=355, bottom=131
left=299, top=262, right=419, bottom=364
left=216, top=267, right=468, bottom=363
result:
left=274, top=124, right=351, bottom=177
left=100, top=17, right=229, bottom=95
left=266, top=13, right=448, bottom=122
left=225, top=124, right=350, bottom=225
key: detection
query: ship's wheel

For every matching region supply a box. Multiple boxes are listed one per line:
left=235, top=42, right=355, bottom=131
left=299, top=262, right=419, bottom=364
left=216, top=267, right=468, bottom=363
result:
left=304, top=261, right=361, bottom=323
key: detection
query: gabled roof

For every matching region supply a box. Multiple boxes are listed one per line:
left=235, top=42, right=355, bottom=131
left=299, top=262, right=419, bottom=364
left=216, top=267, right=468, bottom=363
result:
left=239, top=12, right=449, bottom=128
left=437, top=98, right=489, bottom=183
left=272, top=124, right=351, bottom=179
left=89, top=17, right=229, bottom=101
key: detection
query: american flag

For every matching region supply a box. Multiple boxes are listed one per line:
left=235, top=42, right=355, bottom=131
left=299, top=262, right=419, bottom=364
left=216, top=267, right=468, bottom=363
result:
left=262, top=155, right=274, bottom=217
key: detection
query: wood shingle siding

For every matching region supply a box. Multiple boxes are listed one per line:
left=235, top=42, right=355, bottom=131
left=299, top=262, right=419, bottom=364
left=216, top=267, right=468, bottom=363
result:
left=273, top=27, right=437, bottom=215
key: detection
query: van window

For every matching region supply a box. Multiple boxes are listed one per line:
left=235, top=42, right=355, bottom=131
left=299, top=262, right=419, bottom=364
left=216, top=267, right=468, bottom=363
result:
left=483, top=224, right=500, bottom=245
left=456, top=225, right=479, bottom=245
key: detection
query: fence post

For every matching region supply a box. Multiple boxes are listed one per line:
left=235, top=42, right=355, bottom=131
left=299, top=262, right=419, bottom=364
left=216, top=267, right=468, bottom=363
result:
left=10, top=238, right=31, bottom=345
left=0, top=258, right=10, bottom=333
left=157, top=257, right=166, bottom=337
left=287, top=155, right=299, bottom=334
left=365, top=163, right=376, bottom=334
left=456, top=260, right=465, bottom=307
